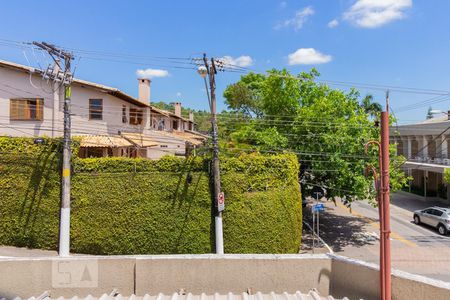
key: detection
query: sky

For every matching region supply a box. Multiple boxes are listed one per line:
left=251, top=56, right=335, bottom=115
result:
left=1, top=0, right=450, bottom=123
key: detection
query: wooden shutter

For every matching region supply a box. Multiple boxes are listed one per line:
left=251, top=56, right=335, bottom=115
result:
left=36, top=99, right=43, bottom=120
left=10, top=99, right=19, bottom=120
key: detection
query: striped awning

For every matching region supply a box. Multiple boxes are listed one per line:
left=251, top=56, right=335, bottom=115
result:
left=121, top=132, right=159, bottom=147
left=79, top=135, right=133, bottom=148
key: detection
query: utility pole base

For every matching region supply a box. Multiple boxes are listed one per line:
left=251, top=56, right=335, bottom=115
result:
left=215, top=216, right=224, bottom=254
left=59, top=207, right=71, bottom=257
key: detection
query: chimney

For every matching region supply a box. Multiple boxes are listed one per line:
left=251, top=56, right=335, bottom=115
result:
left=138, top=78, right=151, bottom=104
left=174, top=102, right=182, bottom=117
left=189, top=110, right=194, bottom=122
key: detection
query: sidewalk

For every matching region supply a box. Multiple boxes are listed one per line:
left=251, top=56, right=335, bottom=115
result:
left=392, top=191, right=450, bottom=213
left=0, top=245, right=57, bottom=257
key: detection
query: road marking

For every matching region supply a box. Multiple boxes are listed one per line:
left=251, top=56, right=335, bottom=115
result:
left=335, top=201, right=417, bottom=247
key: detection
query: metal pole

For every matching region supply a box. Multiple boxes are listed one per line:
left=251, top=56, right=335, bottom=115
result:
left=59, top=57, right=72, bottom=257
left=381, top=110, right=391, bottom=300
left=316, top=193, right=320, bottom=245
left=204, top=54, right=224, bottom=254
left=312, top=208, right=315, bottom=252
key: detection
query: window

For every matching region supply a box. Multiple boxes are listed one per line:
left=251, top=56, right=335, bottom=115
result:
left=10, top=98, right=43, bottom=121
left=172, top=120, right=178, bottom=130
left=158, top=119, right=165, bottom=131
left=432, top=209, right=444, bottom=217
left=122, top=105, right=127, bottom=123
left=89, top=99, right=103, bottom=120
left=129, top=108, right=143, bottom=125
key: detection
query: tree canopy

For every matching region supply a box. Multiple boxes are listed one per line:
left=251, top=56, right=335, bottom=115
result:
left=221, top=69, right=409, bottom=202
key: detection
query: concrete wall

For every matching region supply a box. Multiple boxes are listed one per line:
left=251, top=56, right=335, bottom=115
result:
left=329, top=254, right=450, bottom=300
left=0, top=257, right=135, bottom=299
left=134, top=254, right=331, bottom=295
left=1, top=254, right=450, bottom=300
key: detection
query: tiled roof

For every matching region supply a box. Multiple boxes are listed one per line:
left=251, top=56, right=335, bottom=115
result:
left=14, top=290, right=347, bottom=300
left=79, top=135, right=133, bottom=148
left=121, top=133, right=159, bottom=148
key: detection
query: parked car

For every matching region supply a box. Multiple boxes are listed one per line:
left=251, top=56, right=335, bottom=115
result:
left=413, top=207, right=450, bottom=235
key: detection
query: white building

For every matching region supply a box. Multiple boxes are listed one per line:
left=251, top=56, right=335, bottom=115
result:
left=0, top=59, right=207, bottom=159
left=391, top=115, right=450, bottom=201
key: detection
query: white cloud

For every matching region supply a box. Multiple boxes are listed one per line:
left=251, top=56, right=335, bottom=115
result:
left=220, top=55, right=254, bottom=67
left=343, top=0, right=412, bottom=28
left=176, top=92, right=182, bottom=97
left=136, top=68, right=169, bottom=79
left=288, top=48, right=332, bottom=65
left=328, top=19, right=339, bottom=28
left=275, top=6, right=314, bottom=31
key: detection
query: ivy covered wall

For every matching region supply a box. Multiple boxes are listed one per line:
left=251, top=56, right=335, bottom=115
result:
left=0, top=137, right=302, bottom=254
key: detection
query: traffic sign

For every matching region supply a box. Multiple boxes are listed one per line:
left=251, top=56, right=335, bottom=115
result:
left=218, top=192, right=225, bottom=212
left=312, top=203, right=325, bottom=213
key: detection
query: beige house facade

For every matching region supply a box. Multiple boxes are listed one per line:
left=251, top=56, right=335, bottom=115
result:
left=391, top=115, right=450, bottom=201
left=0, top=59, right=206, bottom=159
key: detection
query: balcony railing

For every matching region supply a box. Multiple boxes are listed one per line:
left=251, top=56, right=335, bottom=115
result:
left=408, top=157, right=450, bottom=166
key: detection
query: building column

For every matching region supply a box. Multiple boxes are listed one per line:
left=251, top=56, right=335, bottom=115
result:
left=406, top=137, right=412, bottom=159
left=145, top=107, right=151, bottom=129
left=424, top=170, right=428, bottom=199
left=442, top=135, right=448, bottom=159
left=420, top=136, right=429, bottom=159
left=408, top=169, right=412, bottom=193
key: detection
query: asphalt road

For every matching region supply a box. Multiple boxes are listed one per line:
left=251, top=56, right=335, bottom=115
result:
left=304, top=191, right=450, bottom=282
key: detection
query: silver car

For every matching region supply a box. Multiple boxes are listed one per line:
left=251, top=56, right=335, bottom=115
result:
left=413, top=207, right=450, bottom=235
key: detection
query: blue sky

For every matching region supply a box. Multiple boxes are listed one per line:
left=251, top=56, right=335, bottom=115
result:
left=1, top=0, right=450, bottom=122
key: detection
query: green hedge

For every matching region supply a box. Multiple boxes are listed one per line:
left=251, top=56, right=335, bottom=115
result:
left=0, top=137, right=302, bottom=254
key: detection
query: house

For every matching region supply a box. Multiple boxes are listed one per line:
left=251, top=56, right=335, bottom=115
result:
left=391, top=114, right=450, bottom=201
left=0, top=59, right=207, bottom=159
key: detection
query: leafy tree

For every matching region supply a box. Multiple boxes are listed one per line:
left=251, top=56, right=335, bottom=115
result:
left=361, top=94, right=382, bottom=118
left=222, top=69, right=410, bottom=203
left=426, top=106, right=434, bottom=119
left=223, top=73, right=266, bottom=117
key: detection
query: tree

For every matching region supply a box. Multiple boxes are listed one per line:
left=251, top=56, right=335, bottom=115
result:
left=361, top=94, right=382, bottom=118
left=222, top=69, right=409, bottom=202
left=426, top=106, right=434, bottom=119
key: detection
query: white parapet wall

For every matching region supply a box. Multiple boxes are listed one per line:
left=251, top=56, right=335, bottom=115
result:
left=0, top=254, right=449, bottom=300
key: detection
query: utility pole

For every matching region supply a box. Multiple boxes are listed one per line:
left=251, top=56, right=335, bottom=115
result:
left=380, top=92, right=392, bottom=300
left=364, top=91, right=391, bottom=300
left=198, top=54, right=224, bottom=254
left=33, top=42, right=73, bottom=257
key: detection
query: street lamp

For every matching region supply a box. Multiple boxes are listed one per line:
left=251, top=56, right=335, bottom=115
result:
left=197, top=65, right=207, bottom=78
left=198, top=66, right=212, bottom=110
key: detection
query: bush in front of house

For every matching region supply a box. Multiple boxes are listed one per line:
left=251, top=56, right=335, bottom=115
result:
left=0, top=137, right=302, bottom=254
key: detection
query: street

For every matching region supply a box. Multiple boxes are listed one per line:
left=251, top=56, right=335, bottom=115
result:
left=304, top=191, right=450, bottom=282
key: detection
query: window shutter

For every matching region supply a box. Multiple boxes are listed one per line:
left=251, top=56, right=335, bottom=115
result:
left=36, top=99, right=43, bottom=120
left=10, top=100, right=19, bottom=120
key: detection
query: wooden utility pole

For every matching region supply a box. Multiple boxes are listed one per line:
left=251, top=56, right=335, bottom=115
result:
left=33, top=42, right=73, bottom=256
left=202, top=54, right=224, bottom=254
left=380, top=93, right=392, bottom=300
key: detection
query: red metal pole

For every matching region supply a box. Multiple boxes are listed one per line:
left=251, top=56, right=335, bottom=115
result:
left=381, top=111, right=391, bottom=300
left=379, top=186, right=385, bottom=300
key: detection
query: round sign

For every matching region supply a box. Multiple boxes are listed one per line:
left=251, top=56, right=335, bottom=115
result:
left=218, top=192, right=225, bottom=204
